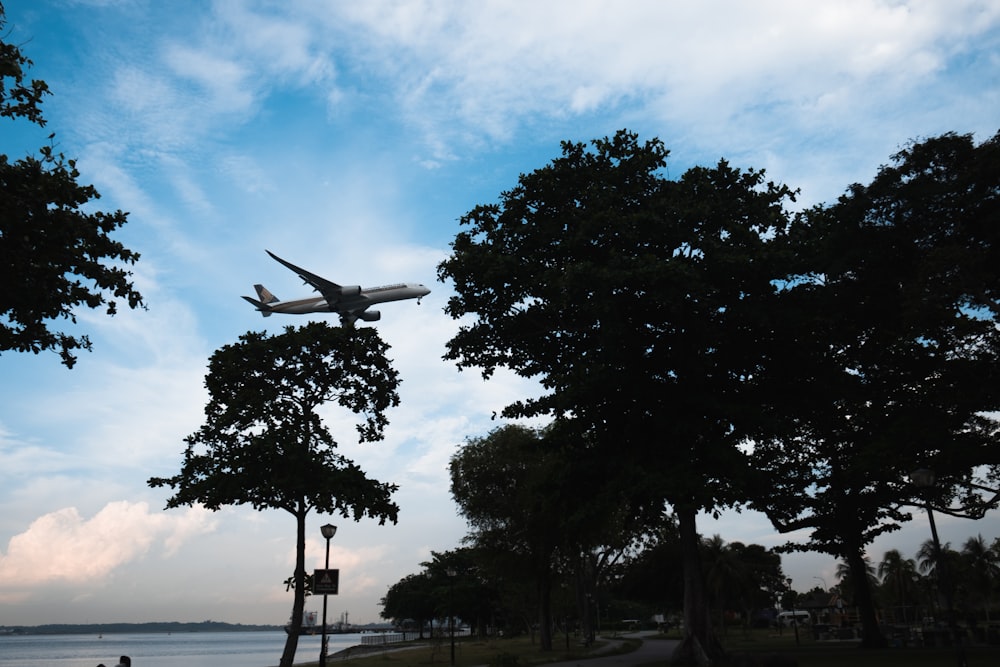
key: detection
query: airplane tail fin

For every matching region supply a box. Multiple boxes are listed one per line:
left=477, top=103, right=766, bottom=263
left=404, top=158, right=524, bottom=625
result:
left=242, top=284, right=280, bottom=317
left=255, top=284, right=279, bottom=304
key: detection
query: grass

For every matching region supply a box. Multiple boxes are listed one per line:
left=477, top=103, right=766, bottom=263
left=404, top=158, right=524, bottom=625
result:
left=286, top=634, right=639, bottom=667
left=718, top=626, right=1000, bottom=666
left=284, top=628, right=1000, bottom=667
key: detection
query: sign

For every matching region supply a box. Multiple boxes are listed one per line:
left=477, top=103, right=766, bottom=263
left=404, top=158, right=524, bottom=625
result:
left=314, top=568, right=340, bottom=595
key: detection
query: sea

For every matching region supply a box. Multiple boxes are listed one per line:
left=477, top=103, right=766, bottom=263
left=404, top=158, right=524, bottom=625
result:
left=0, top=630, right=378, bottom=667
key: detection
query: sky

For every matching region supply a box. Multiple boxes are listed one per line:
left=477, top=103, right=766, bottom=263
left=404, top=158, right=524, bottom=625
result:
left=1, top=0, right=999, bottom=628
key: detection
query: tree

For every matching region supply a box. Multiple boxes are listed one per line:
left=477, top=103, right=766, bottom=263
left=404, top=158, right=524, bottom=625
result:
left=1, top=5, right=144, bottom=367
left=611, top=515, right=685, bottom=618
left=702, top=536, right=745, bottom=634
left=959, top=534, right=998, bottom=621
left=450, top=424, right=563, bottom=650
left=148, top=323, right=400, bottom=667
left=835, top=556, right=876, bottom=600
left=380, top=573, right=437, bottom=637
left=748, top=131, right=1000, bottom=648
left=877, top=549, right=918, bottom=624
left=438, top=130, right=796, bottom=664
left=721, top=541, right=785, bottom=630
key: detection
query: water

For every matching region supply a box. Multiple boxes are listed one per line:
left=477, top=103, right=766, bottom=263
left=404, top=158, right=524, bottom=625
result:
left=0, top=630, right=373, bottom=667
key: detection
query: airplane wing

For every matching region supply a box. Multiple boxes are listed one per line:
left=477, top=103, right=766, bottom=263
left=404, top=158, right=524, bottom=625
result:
left=266, top=250, right=349, bottom=306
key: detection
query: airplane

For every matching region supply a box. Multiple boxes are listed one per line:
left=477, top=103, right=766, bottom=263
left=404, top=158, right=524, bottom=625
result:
left=242, top=250, right=431, bottom=326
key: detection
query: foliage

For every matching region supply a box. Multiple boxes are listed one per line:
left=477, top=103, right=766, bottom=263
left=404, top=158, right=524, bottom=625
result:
left=449, top=423, right=661, bottom=649
left=380, top=548, right=508, bottom=640
left=148, top=322, right=400, bottom=667
left=868, top=535, right=1000, bottom=626
left=876, top=549, right=918, bottom=624
left=748, top=130, right=1000, bottom=648
left=380, top=572, right=437, bottom=634
left=149, top=323, right=400, bottom=516
left=611, top=514, right=685, bottom=611
left=437, top=126, right=1000, bottom=658
left=438, top=129, right=797, bottom=663
left=0, top=5, right=143, bottom=367
left=450, top=425, right=564, bottom=649
left=702, top=536, right=785, bottom=631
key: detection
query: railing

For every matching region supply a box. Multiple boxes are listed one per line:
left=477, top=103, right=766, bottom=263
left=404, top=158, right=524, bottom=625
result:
left=360, top=632, right=421, bottom=645
left=359, top=630, right=468, bottom=645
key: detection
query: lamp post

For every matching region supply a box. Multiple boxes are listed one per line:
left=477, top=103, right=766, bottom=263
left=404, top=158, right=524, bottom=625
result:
left=909, top=469, right=966, bottom=667
left=319, top=524, right=337, bottom=667
left=786, top=578, right=799, bottom=645
left=446, top=568, right=457, bottom=667
left=584, top=593, right=595, bottom=646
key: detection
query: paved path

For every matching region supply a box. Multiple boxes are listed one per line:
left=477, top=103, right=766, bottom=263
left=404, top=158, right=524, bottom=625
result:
left=328, top=631, right=680, bottom=667
left=543, top=631, right=680, bottom=667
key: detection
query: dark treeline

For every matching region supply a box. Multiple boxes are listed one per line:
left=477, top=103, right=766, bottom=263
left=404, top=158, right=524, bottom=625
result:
left=857, top=535, right=1000, bottom=626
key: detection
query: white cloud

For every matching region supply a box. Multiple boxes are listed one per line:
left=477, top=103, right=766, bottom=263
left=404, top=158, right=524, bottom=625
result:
left=163, top=43, right=256, bottom=116
left=2, top=0, right=997, bottom=626
left=0, top=502, right=216, bottom=588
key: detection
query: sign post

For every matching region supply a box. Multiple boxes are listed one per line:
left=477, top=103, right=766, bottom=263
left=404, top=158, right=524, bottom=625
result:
left=314, top=568, right=340, bottom=595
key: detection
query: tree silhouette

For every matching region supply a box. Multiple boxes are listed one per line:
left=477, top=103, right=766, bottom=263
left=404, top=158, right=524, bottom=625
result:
left=149, top=323, right=400, bottom=667
left=877, top=549, right=918, bottom=623
left=1, top=5, right=144, bottom=366
left=439, top=129, right=796, bottom=664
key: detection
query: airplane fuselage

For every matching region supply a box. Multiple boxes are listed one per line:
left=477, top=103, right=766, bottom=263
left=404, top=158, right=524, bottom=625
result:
left=243, top=251, right=430, bottom=325
left=265, top=283, right=430, bottom=316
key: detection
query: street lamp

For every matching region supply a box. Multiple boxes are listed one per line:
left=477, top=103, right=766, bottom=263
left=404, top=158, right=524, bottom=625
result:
left=446, top=568, right=457, bottom=667
left=319, top=524, right=337, bottom=667
left=909, top=469, right=966, bottom=667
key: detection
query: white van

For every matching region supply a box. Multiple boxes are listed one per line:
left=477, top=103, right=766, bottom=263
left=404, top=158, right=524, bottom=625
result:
left=777, top=610, right=811, bottom=627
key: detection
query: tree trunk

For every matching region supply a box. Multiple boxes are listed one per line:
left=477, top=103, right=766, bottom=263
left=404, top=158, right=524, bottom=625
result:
left=576, top=565, right=594, bottom=646
left=280, top=508, right=307, bottom=667
left=538, top=561, right=553, bottom=651
left=846, top=545, right=887, bottom=649
left=671, top=504, right=725, bottom=665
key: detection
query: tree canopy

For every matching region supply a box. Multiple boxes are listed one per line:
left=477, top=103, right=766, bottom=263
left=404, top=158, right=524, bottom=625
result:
left=748, top=130, right=1000, bottom=647
left=438, top=129, right=798, bottom=663
left=450, top=424, right=570, bottom=650
left=0, top=5, right=144, bottom=367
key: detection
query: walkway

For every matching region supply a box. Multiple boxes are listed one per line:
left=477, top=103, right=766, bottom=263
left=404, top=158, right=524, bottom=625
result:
left=544, top=631, right=680, bottom=667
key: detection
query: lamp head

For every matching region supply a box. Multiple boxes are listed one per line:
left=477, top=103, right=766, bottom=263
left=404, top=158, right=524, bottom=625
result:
left=321, top=524, right=338, bottom=539
left=909, top=468, right=936, bottom=488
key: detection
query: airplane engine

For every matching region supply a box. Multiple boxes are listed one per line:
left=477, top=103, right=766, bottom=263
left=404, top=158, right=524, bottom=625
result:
left=340, top=285, right=362, bottom=297
left=358, top=310, right=381, bottom=322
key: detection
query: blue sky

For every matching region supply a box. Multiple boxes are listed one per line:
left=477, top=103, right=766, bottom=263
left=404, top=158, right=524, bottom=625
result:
left=1, top=0, right=998, bottom=626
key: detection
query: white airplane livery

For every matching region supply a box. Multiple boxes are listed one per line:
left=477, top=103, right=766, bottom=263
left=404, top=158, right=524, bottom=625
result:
left=242, top=250, right=431, bottom=325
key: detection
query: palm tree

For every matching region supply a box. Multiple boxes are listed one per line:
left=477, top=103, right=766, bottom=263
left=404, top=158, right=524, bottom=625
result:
left=916, top=539, right=942, bottom=576
left=878, top=549, right=918, bottom=623
left=702, top=535, right=747, bottom=634
left=960, top=534, right=999, bottom=622
left=836, top=555, right=877, bottom=594
left=916, top=538, right=959, bottom=621
left=832, top=555, right=878, bottom=627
